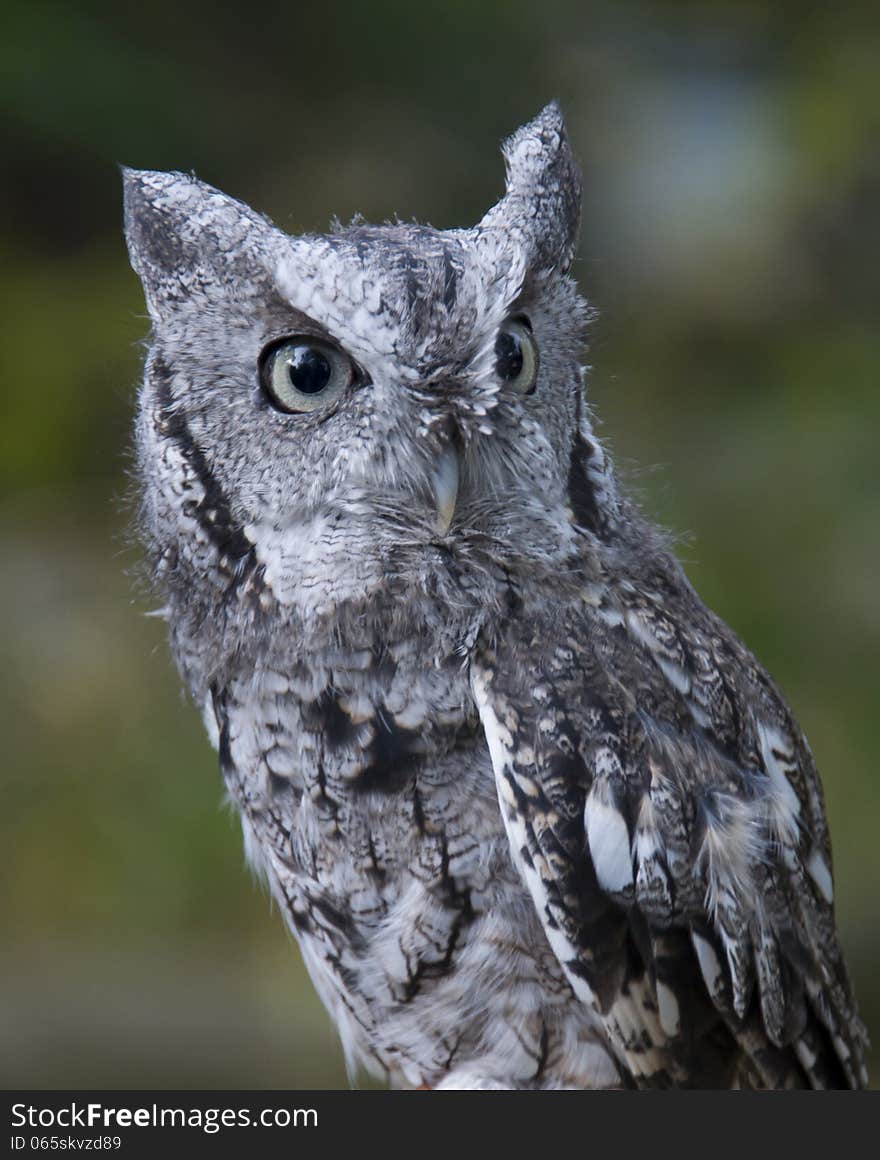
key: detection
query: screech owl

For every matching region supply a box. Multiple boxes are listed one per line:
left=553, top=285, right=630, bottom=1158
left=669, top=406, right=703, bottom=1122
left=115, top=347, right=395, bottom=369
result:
left=123, top=104, right=867, bottom=1089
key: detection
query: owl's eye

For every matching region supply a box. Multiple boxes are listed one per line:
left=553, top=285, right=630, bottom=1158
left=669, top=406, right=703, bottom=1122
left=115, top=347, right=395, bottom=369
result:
left=259, top=337, right=355, bottom=413
left=495, top=318, right=539, bottom=395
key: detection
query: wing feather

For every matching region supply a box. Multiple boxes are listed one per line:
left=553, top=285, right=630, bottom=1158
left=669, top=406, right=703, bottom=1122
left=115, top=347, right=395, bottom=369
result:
left=472, top=574, right=868, bottom=1088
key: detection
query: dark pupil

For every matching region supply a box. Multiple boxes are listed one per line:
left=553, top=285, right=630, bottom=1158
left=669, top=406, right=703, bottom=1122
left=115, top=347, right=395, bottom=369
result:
left=495, top=329, right=524, bottom=381
left=286, top=345, right=332, bottom=394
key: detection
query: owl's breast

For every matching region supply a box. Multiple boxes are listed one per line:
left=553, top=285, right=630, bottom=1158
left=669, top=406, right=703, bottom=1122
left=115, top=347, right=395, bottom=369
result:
left=208, top=630, right=612, bottom=1086
left=214, top=632, right=489, bottom=883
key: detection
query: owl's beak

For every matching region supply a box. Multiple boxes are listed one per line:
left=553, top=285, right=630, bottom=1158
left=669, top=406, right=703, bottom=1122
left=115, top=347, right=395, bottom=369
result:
left=431, top=442, right=460, bottom=536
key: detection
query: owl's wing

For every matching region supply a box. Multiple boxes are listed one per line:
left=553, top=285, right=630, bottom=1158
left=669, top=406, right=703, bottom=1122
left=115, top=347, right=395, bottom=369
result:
left=471, top=571, right=868, bottom=1088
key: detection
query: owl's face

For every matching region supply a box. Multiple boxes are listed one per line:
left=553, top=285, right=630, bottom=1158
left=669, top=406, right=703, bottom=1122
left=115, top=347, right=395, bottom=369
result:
left=126, top=106, right=600, bottom=633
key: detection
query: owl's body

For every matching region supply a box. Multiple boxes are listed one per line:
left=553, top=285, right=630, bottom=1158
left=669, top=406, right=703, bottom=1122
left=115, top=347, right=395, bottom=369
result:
left=125, top=106, right=867, bottom=1088
left=213, top=612, right=620, bottom=1089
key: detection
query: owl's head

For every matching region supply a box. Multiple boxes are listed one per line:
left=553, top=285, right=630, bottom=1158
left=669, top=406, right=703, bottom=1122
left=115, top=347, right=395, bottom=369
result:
left=125, top=104, right=616, bottom=653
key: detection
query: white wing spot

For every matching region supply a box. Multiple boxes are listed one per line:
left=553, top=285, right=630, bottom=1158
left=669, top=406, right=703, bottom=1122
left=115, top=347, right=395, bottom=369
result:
left=201, top=692, right=220, bottom=750
left=757, top=721, right=802, bottom=846
left=806, top=846, right=834, bottom=904
left=585, top=783, right=634, bottom=894
left=656, top=981, right=681, bottom=1036
left=691, top=931, right=725, bottom=999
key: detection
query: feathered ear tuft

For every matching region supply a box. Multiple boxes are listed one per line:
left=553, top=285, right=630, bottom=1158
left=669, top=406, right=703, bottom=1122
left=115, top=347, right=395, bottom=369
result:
left=478, top=103, right=582, bottom=279
left=122, top=167, right=275, bottom=325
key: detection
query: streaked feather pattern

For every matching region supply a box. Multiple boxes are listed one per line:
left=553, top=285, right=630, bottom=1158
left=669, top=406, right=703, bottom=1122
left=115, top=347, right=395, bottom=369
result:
left=472, top=546, right=868, bottom=1087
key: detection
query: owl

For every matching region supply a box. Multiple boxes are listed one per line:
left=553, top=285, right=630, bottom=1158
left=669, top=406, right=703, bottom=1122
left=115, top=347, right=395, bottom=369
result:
left=123, top=104, right=867, bottom=1089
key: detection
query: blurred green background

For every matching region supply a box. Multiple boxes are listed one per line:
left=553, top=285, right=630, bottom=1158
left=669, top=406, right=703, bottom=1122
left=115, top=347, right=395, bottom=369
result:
left=2, top=0, right=878, bottom=1088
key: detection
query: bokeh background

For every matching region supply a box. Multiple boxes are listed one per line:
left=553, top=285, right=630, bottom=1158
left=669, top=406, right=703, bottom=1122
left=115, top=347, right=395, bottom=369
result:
left=2, top=0, right=878, bottom=1088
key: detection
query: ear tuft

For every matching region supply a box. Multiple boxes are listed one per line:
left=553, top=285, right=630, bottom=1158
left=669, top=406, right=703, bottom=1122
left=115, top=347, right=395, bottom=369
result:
left=121, top=167, right=274, bottom=324
left=500, top=102, right=573, bottom=190
left=123, top=169, right=203, bottom=301
left=479, top=103, right=582, bottom=279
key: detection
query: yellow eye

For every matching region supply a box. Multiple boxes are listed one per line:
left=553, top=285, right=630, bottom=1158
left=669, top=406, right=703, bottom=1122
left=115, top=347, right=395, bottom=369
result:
left=495, top=318, right=539, bottom=395
left=259, top=337, right=354, bottom=413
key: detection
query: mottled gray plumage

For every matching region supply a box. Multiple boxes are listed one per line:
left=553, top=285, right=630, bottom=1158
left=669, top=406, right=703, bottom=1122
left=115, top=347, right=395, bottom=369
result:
left=123, top=104, right=867, bottom=1088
